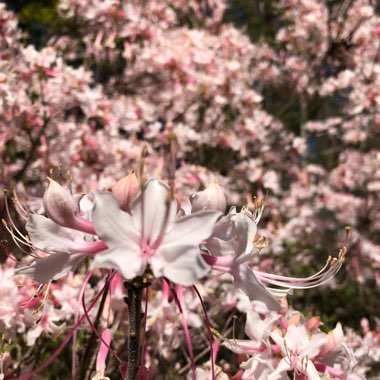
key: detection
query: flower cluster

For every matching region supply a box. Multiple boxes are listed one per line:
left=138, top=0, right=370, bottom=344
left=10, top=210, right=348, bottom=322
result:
left=0, top=0, right=379, bottom=378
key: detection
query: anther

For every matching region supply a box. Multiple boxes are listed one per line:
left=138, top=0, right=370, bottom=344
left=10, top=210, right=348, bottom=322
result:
left=339, top=246, right=347, bottom=259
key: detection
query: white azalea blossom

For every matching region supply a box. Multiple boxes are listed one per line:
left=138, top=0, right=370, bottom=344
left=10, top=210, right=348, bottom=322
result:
left=91, top=179, right=221, bottom=286
left=269, top=325, right=327, bottom=380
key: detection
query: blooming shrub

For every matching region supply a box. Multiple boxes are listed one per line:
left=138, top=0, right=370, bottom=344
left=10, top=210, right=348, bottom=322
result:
left=0, top=0, right=379, bottom=379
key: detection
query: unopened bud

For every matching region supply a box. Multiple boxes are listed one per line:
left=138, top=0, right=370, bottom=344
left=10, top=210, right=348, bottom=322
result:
left=190, top=179, right=226, bottom=213
left=307, top=316, right=320, bottom=332
left=43, top=178, right=95, bottom=234
left=43, top=178, right=78, bottom=223
left=112, top=171, right=139, bottom=212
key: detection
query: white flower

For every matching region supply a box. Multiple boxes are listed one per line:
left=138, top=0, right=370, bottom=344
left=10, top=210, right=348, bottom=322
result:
left=270, top=325, right=326, bottom=380
left=91, top=179, right=221, bottom=286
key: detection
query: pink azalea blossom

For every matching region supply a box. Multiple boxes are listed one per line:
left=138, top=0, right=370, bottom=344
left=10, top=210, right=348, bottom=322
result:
left=270, top=325, right=326, bottom=380
left=15, top=214, right=106, bottom=283
left=91, top=179, right=221, bottom=285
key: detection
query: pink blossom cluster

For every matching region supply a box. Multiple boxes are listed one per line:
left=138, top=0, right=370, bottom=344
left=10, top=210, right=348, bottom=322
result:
left=0, top=0, right=380, bottom=378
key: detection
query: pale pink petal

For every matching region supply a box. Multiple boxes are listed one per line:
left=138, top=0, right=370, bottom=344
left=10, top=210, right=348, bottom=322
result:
left=231, top=212, right=257, bottom=257
left=15, top=252, right=84, bottom=283
left=92, top=247, right=145, bottom=279
left=303, top=333, right=326, bottom=358
left=27, top=214, right=81, bottom=253
left=268, top=358, right=292, bottom=380
left=163, top=210, right=221, bottom=246
left=284, top=325, right=309, bottom=353
left=245, top=309, right=279, bottom=342
left=131, top=179, right=177, bottom=243
left=26, top=214, right=106, bottom=254
left=92, top=192, right=140, bottom=247
left=270, top=329, right=286, bottom=355
left=232, top=265, right=281, bottom=310
left=245, top=310, right=264, bottom=341
left=203, top=236, right=237, bottom=257
left=302, top=360, right=321, bottom=380
left=152, top=245, right=209, bottom=286
left=222, top=338, right=263, bottom=355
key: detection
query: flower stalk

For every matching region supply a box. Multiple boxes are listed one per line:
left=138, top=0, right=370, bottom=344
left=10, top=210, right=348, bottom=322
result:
left=124, top=277, right=149, bottom=380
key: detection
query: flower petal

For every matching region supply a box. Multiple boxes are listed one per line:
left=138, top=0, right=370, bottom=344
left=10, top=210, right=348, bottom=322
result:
left=27, top=214, right=82, bottom=253
left=245, top=309, right=279, bottom=342
left=152, top=244, right=209, bottom=286
left=222, top=338, right=263, bottom=355
left=26, top=214, right=106, bottom=254
left=92, top=192, right=140, bottom=247
left=271, top=329, right=286, bottom=355
left=15, top=252, right=84, bottom=283
left=92, top=247, right=146, bottom=280
left=130, top=179, right=177, bottom=243
left=232, top=265, right=281, bottom=311
left=302, top=359, right=321, bottom=380
left=163, top=210, right=221, bottom=246
left=284, top=325, right=310, bottom=353
left=231, top=212, right=257, bottom=258
left=268, top=358, right=291, bottom=380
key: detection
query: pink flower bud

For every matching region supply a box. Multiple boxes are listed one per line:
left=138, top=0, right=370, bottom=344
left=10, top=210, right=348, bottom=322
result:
left=111, top=171, right=139, bottom=212
left=190, top=179, right=226, bottom=213
left=307, top=316, right=320, bottom=332
left=43, top=178, right=95, bottom=234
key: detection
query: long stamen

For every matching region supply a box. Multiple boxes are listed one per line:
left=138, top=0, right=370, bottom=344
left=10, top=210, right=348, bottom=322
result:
left=164, top=280, right=196, bottom=379
left=176, top=285, right=196, bottom=380
left=34, top=282, right=52, bottom=324
left=254, top=248, right=346, bottom=289
left=1, top=240, right=18, bottom=262
left=2, top=196, right=35, bottom=252
left=4, top=191, right=31, bottom=240
left=12, top=188, right=29, bottom=220
left=193, top=285, right=215, bottom=380
left=81, top=274, right=123, bottom=364
left=255, top=256, right=333, bottom=282
left=20, top=283, right=45, bottom=307
left=2, top=220, right=36, bottom=256
left=72, top=271, right=94, bottom=379
left=6, top=278, right=113, bottom=380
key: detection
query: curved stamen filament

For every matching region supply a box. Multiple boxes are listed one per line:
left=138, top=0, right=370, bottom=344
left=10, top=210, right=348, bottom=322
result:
left=2, top=220, right=37, bottom=256
left=254, top=247, right=347, bottom=289
left=255, top=257, right=344, bottom=289
left=255, top=256, right=333, bottom=282
left=12, top=191, right=29, bottom=220
left=21, top=283, right=45, bottom=307
left=4, top=192, right=32, bottom=243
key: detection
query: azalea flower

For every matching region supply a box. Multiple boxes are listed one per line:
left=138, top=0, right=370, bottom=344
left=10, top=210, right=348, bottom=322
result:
left=223, top=309, right=279, bottom=355
left=201, top=197, right=347, bottom=310
left=91, top=179, right=221, bottom=286
left=201, top=204, right=283, bottom=310
left=269, top=325, right=326, bottom=380
left=14, top=214, right=106, bottom=284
